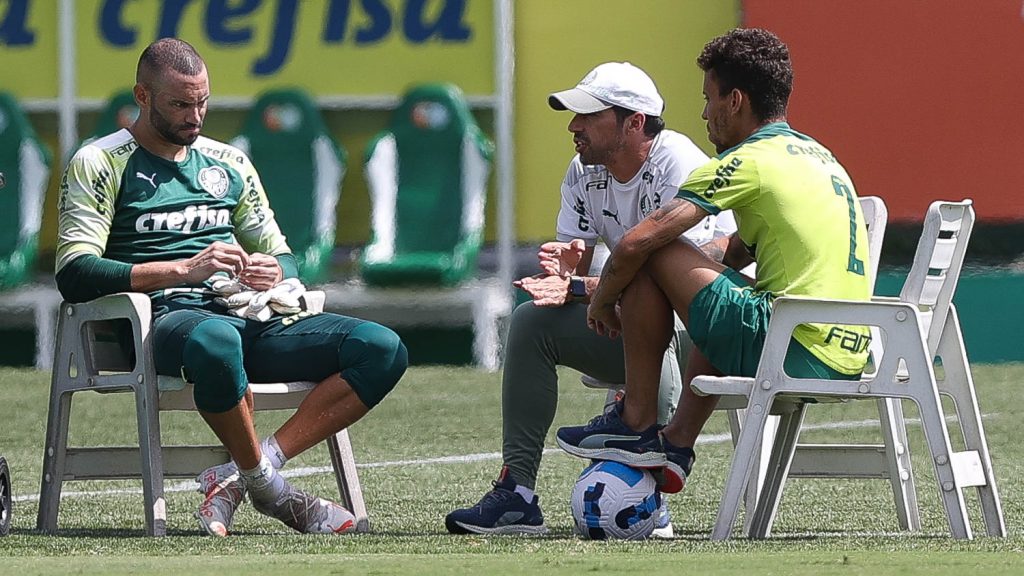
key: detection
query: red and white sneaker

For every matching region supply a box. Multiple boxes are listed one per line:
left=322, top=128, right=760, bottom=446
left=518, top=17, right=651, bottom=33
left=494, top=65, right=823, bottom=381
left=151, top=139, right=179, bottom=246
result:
left=251, top=479, right=356, bottom=534
left=195, top=462, right=246, bottom=537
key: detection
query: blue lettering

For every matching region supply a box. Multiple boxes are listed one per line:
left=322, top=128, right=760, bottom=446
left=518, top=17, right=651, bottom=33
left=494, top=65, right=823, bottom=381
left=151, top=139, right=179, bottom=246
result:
left=0, top=0, right=34, bottom=45
left=252, top=0, right=298, bottom=75
left=157, top=0, right=193, bottom=39
left=93, top=0, right=477, bottom=78
left=206, top=0, right=259, bottom=44
left=99, top=0, right=134, bottom=47
left=404, top=0, right=470, bottom=43
left=323, top=0, right=352, bottom=42
left=356, top=0, right=391, bottom=44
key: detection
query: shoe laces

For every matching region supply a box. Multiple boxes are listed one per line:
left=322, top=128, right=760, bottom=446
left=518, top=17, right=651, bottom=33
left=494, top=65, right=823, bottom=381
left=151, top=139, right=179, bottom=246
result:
left=479, top=482, right=517, bottom=508
left=585, top=399, right=623, bottom=430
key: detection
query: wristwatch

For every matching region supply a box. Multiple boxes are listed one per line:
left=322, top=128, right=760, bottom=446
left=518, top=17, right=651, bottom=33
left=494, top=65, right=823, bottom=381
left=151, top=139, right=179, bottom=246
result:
left=567, top=276, right=587, bottom=299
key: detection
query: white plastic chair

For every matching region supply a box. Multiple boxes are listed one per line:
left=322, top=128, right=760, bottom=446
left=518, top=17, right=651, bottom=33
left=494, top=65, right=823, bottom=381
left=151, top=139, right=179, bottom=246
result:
left=37, top=291, right=368, bottom=536
left=692, top=200, right=1005, bottom=540
left=718, top=196, right=920, bottom=531
left=585, top=197, right=909, bottom=530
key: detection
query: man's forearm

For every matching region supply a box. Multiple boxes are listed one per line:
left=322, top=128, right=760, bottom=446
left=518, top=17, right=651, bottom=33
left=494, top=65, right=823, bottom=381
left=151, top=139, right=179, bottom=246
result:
left=55, top=254, right=133, bottom=303
left=129, top=260, right=190, bottom=293
left=699, top=236, right=729, bottom=263
left=592, top=198, right=705, bottom=308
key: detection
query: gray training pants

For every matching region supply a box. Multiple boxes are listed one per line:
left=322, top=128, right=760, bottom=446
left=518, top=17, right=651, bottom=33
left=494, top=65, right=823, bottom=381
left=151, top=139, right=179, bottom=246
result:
left=501, top=301, right=690, bottom=489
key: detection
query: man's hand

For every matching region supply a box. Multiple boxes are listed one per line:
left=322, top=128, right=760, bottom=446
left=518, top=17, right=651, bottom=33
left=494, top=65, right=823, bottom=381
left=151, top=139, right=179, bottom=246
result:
left=238, top=252, right=283, bottom=291
left=538, top=239, right=585, bottom=277
left=587, top=300, right=621, bottom=339
left=180, top=242, right=251, bottom=286
left=513, top=273, right=571, bottom=307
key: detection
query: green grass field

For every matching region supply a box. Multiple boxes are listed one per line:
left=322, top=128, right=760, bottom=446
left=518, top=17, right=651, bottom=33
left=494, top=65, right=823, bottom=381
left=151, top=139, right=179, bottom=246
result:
left=0, top=364, right=1021, bottom=575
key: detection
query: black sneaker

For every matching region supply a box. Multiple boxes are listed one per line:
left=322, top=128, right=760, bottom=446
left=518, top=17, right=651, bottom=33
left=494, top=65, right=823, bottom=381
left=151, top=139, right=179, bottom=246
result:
left=445, top=467, right=547, bottom=535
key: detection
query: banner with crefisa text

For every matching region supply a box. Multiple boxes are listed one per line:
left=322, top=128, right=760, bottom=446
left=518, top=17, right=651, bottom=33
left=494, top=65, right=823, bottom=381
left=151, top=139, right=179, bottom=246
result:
left=0, top=0, right=495, bottom=100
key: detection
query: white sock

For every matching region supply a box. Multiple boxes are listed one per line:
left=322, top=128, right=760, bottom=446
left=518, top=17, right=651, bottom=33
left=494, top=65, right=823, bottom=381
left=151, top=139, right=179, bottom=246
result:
left=240, top=455, right=286, bottom=502
left=514, top=484, right=536, bottom=503
left=261, top=435, right=288, bottom=470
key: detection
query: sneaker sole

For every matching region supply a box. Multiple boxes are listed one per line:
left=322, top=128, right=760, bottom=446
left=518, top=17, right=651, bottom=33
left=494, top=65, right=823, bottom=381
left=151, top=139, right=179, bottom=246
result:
left=195, top=512, right=228, bottom=537
left=556, top=436, right=667, bottom=468
left=451, top=520, right=548, bottom=536
left=651, top=523, right=675, bottom=539
left=658, top=461, right=687, bottom=494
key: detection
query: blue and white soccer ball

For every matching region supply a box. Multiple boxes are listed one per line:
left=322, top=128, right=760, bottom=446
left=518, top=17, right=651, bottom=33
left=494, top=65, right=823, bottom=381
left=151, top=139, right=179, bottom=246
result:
left=570, top=460, right=660, bottom=540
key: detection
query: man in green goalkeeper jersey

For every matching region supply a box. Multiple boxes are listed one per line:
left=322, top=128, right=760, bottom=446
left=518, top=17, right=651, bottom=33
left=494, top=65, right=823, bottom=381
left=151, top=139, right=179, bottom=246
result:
left=556, top=28, right=872, bottom=496
left=55, top=38, right=408, bottom=536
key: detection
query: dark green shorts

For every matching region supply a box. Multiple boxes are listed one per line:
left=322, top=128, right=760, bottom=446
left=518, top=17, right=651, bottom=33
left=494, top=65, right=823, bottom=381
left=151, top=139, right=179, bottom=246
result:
left=153, top=308, right=368, bottom=384
left=687, top=268, right=858, bottom=380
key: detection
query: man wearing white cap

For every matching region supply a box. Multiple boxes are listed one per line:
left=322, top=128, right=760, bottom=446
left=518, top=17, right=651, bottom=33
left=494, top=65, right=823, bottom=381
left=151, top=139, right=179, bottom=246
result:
left=445, top=62, right=736, bottom=536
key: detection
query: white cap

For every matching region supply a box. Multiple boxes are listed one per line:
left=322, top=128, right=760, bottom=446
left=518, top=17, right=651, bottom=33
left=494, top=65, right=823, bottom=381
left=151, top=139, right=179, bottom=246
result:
left=548, top=62, right=664, bottom=116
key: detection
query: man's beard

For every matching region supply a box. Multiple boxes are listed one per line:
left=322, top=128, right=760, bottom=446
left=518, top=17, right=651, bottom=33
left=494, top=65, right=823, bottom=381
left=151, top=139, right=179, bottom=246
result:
left=151, top=107, right=201, bottom=146
left=579, top=136, right=626, bottom=166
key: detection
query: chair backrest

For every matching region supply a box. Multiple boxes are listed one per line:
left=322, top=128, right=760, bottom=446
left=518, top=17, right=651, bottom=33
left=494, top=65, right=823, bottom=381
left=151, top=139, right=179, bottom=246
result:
left=898, top=200, right=974, bottom=353
left=230, top=89, right=345, bottom=283
left=859, top=196, right=888, bottom=288
left=364, top=83, right=492, bottom=255
left=0, top=92, right=49, bottom=289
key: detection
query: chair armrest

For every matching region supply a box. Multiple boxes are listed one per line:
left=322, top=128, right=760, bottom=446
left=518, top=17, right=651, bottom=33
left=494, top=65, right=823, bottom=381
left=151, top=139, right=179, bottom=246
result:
left=753, top=296, right=925, bottom=391
left=691, top=375, right=756, bottom=398
left=61, top=293, right=154, bottom=375
left=871, top=295, right=901, bottom=303
left=66, top=292, right=153, bottom=323
left=302, top=290, right=325, bottom=314
left=769, top=296, right=920, bottom=332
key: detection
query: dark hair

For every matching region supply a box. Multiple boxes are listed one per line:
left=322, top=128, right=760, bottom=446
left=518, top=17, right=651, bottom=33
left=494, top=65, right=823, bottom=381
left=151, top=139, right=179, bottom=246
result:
left=611, top=106, right=665, bottom=137
left=696, top=28, right=792, bottom=122
left=137, top=38, right=205, bottom=86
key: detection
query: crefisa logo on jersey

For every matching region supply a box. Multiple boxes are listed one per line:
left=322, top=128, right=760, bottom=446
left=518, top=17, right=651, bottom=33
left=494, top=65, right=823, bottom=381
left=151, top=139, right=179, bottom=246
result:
left=198, top=166, right=230, bottom=199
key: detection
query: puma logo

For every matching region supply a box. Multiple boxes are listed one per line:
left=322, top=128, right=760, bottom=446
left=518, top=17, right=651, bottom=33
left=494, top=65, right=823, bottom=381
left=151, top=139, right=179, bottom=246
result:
left=602, top=209, right=621, bottom=225
left=136, top=171, right=158, bottom=188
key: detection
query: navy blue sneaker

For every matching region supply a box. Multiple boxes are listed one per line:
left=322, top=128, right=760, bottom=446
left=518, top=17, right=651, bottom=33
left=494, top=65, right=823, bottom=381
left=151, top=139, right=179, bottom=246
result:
left=556, top=400, right=665, bottom=468
left=445, top=467, right=547, bottom=535
left=657, top=433, right=695, bottom=494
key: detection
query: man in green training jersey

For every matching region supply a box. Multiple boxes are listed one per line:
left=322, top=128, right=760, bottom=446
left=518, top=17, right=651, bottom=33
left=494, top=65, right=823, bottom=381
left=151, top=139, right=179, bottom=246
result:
left=55, top=38, right=408, bottom=536
left=555, top=28, right=872, bottom=498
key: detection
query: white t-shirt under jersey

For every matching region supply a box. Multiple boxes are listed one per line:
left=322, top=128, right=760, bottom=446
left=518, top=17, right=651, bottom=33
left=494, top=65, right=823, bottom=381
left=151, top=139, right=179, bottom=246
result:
left=555, top=129, right=736, bottom=249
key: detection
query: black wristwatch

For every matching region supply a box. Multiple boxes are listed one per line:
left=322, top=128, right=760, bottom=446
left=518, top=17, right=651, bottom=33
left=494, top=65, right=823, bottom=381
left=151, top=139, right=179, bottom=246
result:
left=567, top=276, right=587, bottom=299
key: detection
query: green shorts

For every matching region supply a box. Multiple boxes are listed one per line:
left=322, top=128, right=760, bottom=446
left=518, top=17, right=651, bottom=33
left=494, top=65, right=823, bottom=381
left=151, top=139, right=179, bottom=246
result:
left=687, top=268, right=858, bottom=380
left=152, top=307, right=368, bottom=384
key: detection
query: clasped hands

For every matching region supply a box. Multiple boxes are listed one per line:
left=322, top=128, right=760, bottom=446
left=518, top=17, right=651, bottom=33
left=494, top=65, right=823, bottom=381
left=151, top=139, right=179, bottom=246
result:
left=186, top=241, right=306, bottom=321
left=511, top=239, right=621, bottom=338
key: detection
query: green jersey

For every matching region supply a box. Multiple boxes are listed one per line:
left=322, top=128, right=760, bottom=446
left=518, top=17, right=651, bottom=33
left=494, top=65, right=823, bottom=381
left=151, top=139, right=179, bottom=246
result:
left=677, top=122, right=871, bottom=375
left=56, top=129, right=291, bottom=309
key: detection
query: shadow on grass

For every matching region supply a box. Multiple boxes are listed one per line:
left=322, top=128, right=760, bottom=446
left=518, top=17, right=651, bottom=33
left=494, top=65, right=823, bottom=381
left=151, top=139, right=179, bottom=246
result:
left=11, top=527, right=201, bottom=538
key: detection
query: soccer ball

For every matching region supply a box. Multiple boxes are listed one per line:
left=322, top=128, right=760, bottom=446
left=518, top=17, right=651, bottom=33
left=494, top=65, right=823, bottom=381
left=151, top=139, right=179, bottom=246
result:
left=570, top=460, right=660, bottom=540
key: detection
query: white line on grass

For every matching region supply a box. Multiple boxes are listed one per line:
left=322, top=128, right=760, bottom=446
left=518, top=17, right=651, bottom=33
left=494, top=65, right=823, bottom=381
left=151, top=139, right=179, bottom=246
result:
left=12, top=413, right=982, bottom=503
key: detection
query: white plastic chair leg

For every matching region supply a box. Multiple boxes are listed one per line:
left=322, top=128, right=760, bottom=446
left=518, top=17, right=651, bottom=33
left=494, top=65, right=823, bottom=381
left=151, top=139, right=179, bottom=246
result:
left=134, top=381, right=167, bottom=536
left=877, top=396, right=921, bottom=531
left=749, top=402, right=806, bottom=538
left=933, top=309, right=1006, bottom=537
left=326, top=428, right=370, bottom=533
left=711, top=392, right=779, bottom=541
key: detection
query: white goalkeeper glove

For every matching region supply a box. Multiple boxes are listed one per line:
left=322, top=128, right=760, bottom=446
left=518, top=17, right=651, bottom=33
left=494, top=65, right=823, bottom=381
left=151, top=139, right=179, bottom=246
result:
left=217, top=278, right=307, bottom=321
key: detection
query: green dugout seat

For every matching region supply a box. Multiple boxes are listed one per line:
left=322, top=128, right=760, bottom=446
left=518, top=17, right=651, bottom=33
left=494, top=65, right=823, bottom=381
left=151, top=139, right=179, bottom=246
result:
left=84, top=89, right=138, bottom=145
left=231, top=89, right=345, bottom=284
left=0, top=92, right=50, bottom=289
left=360, top=83, right=493, bottom=287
